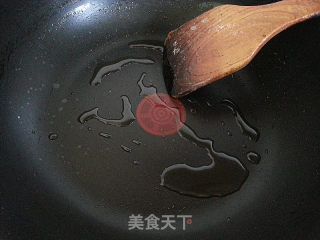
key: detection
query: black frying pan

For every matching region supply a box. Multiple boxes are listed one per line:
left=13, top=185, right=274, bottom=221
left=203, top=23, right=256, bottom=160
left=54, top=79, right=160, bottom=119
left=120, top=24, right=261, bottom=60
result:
left=1, top=0, right=320, bottom=239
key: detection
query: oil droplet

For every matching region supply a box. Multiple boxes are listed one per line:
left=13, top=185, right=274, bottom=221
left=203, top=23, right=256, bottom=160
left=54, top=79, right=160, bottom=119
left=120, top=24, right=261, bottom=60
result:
left=90, top=58, right=155, bottom=86
left=87, top=127, right=92, bottom=131
left=221, top=99, right=259, bottom=142
left=79, top=96, right=135, bottom=127
left=137, top=72, right=157, bottom=97
left=190, top=108, right=196, bottom=114
left=99, top=132, right=111, bottom=139
left=133, top=160, right=139, bottom=165
left=48, top=133, right=58, bottom=140
left=246, top=152, right=261, bottom=164
left=132, top=140, right=141, bottom=145
left=227, top=130, right=232, bottom=136
left=221, top=121, right=225, bottom=126
left=161, top=124, right=248, bottom=197
left=128, top=41, right=164, bottom=52
left=187, top=98, right=197, bottom=104
left=121, top=145, right=132, bottom=153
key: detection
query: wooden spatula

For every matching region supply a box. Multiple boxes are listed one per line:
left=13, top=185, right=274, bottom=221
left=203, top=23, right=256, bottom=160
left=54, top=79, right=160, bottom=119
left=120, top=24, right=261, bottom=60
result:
left=165, top=0, right=320, bottom=98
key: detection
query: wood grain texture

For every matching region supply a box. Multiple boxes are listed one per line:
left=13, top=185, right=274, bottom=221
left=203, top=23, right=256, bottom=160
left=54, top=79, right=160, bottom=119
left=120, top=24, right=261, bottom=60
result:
left=165, top=0, right=320, bottom=97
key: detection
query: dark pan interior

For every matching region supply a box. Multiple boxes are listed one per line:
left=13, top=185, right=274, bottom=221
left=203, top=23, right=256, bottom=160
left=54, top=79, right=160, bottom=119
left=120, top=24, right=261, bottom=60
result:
left=0, top=0, right=320, bottom=239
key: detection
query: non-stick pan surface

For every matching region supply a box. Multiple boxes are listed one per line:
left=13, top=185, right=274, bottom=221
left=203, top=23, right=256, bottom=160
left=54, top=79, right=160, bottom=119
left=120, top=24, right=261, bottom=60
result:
left=1, top=0, right=320, bottom=239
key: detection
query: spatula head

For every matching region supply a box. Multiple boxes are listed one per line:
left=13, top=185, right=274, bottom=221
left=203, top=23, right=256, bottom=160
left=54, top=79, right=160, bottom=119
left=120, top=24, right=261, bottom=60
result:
left=164, top=4, right=246, bottom=98
left=165, top=1, right=320, bottom=98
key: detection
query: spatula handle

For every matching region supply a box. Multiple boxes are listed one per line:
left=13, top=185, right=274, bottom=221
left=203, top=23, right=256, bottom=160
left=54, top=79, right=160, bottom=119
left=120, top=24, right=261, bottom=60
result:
left=256, top=0, right=320, bottom=24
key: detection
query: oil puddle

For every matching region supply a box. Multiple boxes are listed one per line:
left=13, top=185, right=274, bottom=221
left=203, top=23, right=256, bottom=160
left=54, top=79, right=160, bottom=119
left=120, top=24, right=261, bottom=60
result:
left=137, top=72, right=157, bottom=97
left=161, top=124, right=248, bottom=197
left=78, top=96, right=135, bottom=127
left=129, top=41, right=164, bottom=52
left=76, top=41, right=261, bottom=198
left=136, top=71, right=251, bottom=197
left=90, top=58, right=155, bottom=86
left=221, top=99, right=259, bottom=141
